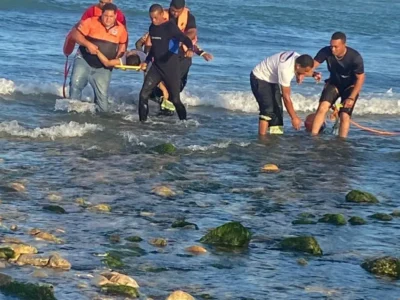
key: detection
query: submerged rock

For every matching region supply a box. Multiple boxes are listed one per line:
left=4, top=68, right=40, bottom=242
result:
left=125, top=236, right=143, bottom=243
left=361, top=256, right=400, bottom=279
left=297, top=258, right=308, bottom=266
left=88, top=204, right=112, bottom=213
left=280, top=236, right=323, bottom=256
left=47, top=254, right=71, bottom=270
left=46, top=193, right=62, bottom=202
left=8, top=183, right=26, bottom=192
left=200, top=222, right=252, bottom=247
left=318, top=214, right=347, bottom=226
left=0, top=279, right=56, bottom=300
left=298, top=213, right=316, bottom=219
left=348, top=216, right=367, bottom=225
left=369, top=213, right=393, bottom=221
left=185, top=245, right=207, bottom=254
left=10, top=225, right=18, bottom=232
left=345, top=190, right=379, bottom=204
left=152, top=186, right=176, bottom=198
left=166, top=290, right=195, bottom=300
left=109, top=234, right=120, bottom=243
left=292, top=219, right=317, bottom=225
left=29, top=229, right=62, bottom=243
left=391, top=210, right=400, bottom=217
left=31, top=270, right=48, bottom=278
left=149, top=238, right=167, bottom=247
left=0, top=273, right=12, bottom=286
left=172, top=218, right=199, bottom=230
left=42, top=205, right=66, bottom=214
left=101, top=284, right=139, bottom=298
left=261, top=164, right=279, bottom=172
left=152, top=143, right=177, bottom=155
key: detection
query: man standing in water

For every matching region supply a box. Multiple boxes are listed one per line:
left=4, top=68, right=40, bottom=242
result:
left=250, top=51, right=315, bottom=135
left=69, top=3, right=128, bottom=112
left=138, top=4, right=193, bottom=122
left=310, top=32, right=365, bottom=138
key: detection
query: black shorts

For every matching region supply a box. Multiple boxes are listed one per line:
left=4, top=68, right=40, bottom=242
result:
left=319, top=82, right=359, bottom=116
left=250, top=72, right=283, bottom=127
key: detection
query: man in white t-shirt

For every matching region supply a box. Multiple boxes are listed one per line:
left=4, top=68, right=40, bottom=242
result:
left=250, top=51, right=315, bottom=135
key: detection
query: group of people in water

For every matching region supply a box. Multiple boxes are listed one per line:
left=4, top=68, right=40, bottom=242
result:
left=66, top=0, right=365, bottom=138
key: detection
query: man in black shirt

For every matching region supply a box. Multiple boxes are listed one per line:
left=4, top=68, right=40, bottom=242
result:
left=138, top=4, right=193, bottom=122
left=311, top=32, right=365, bottom=138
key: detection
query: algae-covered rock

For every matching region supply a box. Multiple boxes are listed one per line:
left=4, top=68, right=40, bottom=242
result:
left=0, top=280, right=56, bottom=300
left=0, top=243, right=37, bottom=257
left=42, top=205, right=66, bottom=214
left=152, top=143, right=177, bottom=155
left=369, top=213, right=393, bottom=221
left=292, top=219, right=317, bottom=225
left=0, top=273, right=12, bottom=286
left=346, top=190, right=379, bottom=204
left=29, top=229, right=62, bottom=244
left=348, top=216, right=366, bottom=225
left=125, top=236, right=143, bottom=243
left=200, top=221, right=251, bottom=247
left=280, top=236, right=323, bottom=256
left=361, top=256, right=400, bottom=279
left=0, top=248, right=15, bottom=260
left=318, top=214, right=347, bottom=225
left=102, top=252, right=124, bottom=269
left=166, top=290, right=195, bottom=300
left=101, top=283, right=139, bottom=298
left=172, top=218, right=199, bottom=230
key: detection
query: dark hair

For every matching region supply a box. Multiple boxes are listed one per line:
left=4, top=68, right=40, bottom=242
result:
left=102, top=3, right=117, bottom=13
left=170, top=0, right=185, bottom=9
left=149, top=4, right=164, bottom=14
left=331, top=31, right=346, bottom=43
left=126, top=54, right=141, bottom=66
left=295, top=54, right=314, bottom=68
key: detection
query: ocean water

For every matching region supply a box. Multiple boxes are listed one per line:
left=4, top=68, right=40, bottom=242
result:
left=0, top=0, right=400, bottom=299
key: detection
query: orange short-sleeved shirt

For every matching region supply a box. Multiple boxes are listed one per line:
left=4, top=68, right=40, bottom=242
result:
left=78, top=17, right=127, bottom=45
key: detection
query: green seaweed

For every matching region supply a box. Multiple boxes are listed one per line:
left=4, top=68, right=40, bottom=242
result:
left=0, top=281, right=56, bottom=300
left=0, top=248, right=15, bottom=260
left=348, top=216, right=366, bottom=225
left=369, top=213, right=393, bottom=221
left=152, top=143, right=177, bottom=155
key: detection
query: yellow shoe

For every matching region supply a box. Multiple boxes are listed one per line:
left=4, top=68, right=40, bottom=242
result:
left=160, top=97, right=176, bottom=112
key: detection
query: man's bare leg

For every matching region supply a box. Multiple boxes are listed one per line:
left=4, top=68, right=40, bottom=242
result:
left=311, top=101, right=331, bottom=136
left=259, top=119, right=269, bottom=135
left=339, top=112, right=351, bottom=138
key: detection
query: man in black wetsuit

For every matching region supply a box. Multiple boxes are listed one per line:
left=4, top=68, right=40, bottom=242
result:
left=311, top=32, right=365, bottom=138
left=138, top=4, right=194, bottom=122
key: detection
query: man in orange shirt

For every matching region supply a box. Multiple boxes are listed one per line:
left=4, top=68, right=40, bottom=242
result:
left=69, top=3, right=127, bottom=112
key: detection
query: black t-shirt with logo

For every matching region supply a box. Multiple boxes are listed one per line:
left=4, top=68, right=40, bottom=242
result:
left=314, top=46, right=364, bottom=90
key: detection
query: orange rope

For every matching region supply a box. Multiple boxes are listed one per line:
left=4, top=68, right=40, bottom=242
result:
left=330, top=105, right=399, bottom=136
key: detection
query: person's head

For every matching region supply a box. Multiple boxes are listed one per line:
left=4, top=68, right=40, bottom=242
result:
left=169, top=0, right=185, bottom=18
left=98, top=0, right=113, bottom=9
left=101, top=3, right=117, bottom=28
left=294, top=54, right=314, bottom=75
left=330, top=32, right=347, bottom=57
left=149, top=4, right=165, bottom=25
left=126, top=53, right=141, bottom=66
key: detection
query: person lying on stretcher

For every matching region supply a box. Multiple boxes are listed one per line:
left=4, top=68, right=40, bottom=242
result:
left=96, top=49, right=174, bottom=114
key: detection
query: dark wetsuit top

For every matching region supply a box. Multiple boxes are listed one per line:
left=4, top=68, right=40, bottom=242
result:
left=314, top=46, right=364, bottom=90
left=145, top=20, right=193, bottom=69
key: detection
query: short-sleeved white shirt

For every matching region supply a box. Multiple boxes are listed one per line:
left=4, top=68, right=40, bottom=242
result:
left=252, top=51, right=299, bottom=87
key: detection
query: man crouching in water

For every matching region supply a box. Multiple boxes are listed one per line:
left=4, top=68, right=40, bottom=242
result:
left=138, top=4, right=194, bottom=122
